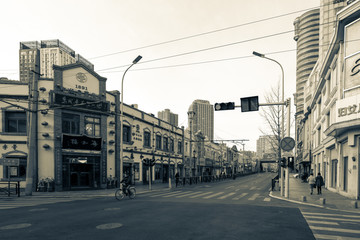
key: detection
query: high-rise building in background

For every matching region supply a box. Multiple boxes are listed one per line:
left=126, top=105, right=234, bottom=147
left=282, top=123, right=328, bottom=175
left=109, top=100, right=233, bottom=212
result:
left=157, top=109, right=178, bottom=126
left=188, top=99, right=214, bottom=141
left=293, top=9, right=320, bottom=122
left=256, top=135, right=277, bottom=159
left=19, top=39, right=94, bottom=82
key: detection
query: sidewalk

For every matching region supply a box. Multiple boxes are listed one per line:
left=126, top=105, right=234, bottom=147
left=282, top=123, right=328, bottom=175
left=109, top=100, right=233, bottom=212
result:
left=270, top=175, right=360, bottom=213
left=25, top=182, right=173, bottom=198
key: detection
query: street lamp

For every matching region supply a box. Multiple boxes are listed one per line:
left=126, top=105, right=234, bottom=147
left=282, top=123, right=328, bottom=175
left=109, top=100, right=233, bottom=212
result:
left=253, top=51, right=285, bottom=195
left=120, top=55, right=142, bottom=185
left=187, top=110, right=195, bottom=177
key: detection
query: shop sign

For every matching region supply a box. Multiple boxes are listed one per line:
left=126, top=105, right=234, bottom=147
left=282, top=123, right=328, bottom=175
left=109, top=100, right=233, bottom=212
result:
left=52, top=92, right=109, bottom=112
left=62, top=134, right=102, bottom=151
left=205, top=159, right=213, bottom=166
left=336, top=95, right=360, bottom=123
left=1, top=158, right=20, bottom=166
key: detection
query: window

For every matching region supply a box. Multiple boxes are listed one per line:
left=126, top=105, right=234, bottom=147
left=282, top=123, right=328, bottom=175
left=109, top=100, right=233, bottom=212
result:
left=156, top=134, right=162, bottom=150
left=177, top=140, right=182, bottom=154
left=144, top=131, right=151, bottom=148
left=62, top=113, right=80, bottom=134
left=331, top=159, right=338, bottom=187
left=85, top=117, right=100, bottom=137
left=170, top=138, right=174, bottom=152
left=5, top=111, right=26, bottom=133
left=123, top=125, right=131, bottom=143
left=318, top=126, right=321, bottom=146
left=163, top=136, right=168, bottom=151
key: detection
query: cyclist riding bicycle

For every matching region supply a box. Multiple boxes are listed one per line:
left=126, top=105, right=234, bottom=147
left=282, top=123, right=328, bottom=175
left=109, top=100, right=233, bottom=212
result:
left=120, top=174, right=131, bottom=195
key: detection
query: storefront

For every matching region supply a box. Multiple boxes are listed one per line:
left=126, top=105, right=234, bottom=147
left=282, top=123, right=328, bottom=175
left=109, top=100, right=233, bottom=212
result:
left=62, top=155, right=100, bottom=190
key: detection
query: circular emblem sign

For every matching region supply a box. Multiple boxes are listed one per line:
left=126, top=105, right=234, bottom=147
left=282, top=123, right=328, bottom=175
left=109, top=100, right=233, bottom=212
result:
left=280, top=137, right=295, bottom=151
left=76, top=72, right=87, bottom=83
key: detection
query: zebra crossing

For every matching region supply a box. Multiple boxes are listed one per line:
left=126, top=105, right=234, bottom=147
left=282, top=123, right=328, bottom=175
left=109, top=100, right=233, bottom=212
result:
left=142, top=190, right=270, bottom=202
left=0, top=196, right=87, bottom=210
left=301, top=211, right=360, bottom=240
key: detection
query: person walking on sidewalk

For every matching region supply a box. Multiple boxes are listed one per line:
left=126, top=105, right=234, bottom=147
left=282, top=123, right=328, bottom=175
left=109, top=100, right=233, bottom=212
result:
left=175, top=172, right=180, bottom=187
left=315, top=172, right=324, bottom=195
left=307, top=173, right=316, bottom=195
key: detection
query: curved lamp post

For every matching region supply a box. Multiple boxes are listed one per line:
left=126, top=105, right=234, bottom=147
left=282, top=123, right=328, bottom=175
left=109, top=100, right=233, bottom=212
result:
left=120, top=55, right=142, bottom=184
left=253, top=51, right=285, bottom=196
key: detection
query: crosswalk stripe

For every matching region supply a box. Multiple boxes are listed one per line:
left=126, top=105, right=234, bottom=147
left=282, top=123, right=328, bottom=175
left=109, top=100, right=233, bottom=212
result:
left=203, top=192, right=224, bottom=199
left=314, top=234, right=360, bottom=240
left=307, top=220, right=339, bottom=225
left=188, top=192, right=213, bottom=198
left=310, top=226, right=360, bottom=234
left=302, top=212, right=360, bottom=219
left=225, top=186, right=235, bottom=189
left=232, top=193, right=248, bottom=200
left=305, top=216, right=360, bottom=223
left=157, top=191, right=192, bottom=198
left=149, top=191, right=186, bottom=198
left=248, top=193, right=260, bottom=201
left=0, top=198, right=80, bottom=210
left=263, top=197, right=271, bottom=202
left=175, top=192, right=202, bottom=198
left=217, top=192, right=236, bottom=199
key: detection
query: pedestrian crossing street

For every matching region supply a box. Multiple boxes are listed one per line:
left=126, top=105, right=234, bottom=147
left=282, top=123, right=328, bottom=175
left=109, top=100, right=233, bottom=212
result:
left=141, top=190, right=272, bottom=202
left=0, top=196, right=87, bottom=210
left=301, top=211, right=360, bottom=240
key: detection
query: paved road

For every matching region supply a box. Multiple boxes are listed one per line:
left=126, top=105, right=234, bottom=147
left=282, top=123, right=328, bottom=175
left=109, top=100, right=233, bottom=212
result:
left=0, top=172, right=359, bottom=240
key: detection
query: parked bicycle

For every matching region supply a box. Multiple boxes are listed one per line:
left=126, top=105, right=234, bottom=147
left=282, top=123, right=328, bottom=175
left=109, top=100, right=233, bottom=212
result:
left=115, top=185, right=136, bottom=200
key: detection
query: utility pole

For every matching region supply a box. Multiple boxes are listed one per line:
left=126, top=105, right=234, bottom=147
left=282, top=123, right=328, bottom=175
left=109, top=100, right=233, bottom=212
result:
left=25, top=68, right=41, bottom=195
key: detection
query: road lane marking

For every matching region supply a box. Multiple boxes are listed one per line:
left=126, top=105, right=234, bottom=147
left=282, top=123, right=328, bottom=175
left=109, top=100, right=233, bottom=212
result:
left=225, top=186, right=235, bottom=189
left=248, top=193, right=260, bottom=201
left=188, top=192, right=213, bottom=198
left=263, top=197, right=271, bottom=202
left=203, top=192, right=224, bottom=199
left=217, top=192, right=236, bottom=199
left=250, top=186, right=256, bottom=190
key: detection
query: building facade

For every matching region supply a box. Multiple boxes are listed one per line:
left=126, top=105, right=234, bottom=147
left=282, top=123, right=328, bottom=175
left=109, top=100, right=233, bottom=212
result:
left=299, top=0, right=360, bottom=199
left=1, top=40, right=252, bottom=191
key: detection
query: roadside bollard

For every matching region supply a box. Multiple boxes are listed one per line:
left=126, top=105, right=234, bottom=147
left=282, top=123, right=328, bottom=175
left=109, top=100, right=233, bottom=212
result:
left=319, top=198, right=326, bottom=205
left=351, top=201, right=358, bottom=208
left=300, top=196, right=307, bottom=202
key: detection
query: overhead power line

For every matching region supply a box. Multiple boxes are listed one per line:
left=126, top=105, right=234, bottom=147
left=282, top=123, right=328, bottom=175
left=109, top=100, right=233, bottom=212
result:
left=89, top=5, right=324, bottom=60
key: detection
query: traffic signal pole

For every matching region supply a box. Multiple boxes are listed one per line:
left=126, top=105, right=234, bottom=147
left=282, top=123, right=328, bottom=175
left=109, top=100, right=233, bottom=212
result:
left=285, top=98, right=291, bottom=198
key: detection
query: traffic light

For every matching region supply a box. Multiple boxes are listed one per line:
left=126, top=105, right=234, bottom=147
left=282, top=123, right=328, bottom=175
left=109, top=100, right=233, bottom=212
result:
left=280, top=157, right=287, bottom=168
left=288, top=157, right=294, bottom=170
left=240, top=96, right=259, bottom=112
left=214, top=102, right=235, bottom=111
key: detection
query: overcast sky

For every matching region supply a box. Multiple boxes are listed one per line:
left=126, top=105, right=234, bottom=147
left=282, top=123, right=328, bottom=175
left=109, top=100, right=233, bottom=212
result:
left=0, top=0, right=320, bottom=151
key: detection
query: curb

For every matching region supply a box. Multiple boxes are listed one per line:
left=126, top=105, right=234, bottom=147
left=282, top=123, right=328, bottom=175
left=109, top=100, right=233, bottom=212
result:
left=269, top=191, right=360, bottom=214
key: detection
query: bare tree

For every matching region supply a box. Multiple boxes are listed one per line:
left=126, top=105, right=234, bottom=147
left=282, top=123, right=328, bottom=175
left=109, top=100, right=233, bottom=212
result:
left=259, top=82, right=282, bottom=174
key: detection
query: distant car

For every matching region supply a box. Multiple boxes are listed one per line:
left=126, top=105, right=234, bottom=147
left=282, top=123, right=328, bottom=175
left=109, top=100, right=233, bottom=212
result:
left=293, top=173, right=299, bottom=178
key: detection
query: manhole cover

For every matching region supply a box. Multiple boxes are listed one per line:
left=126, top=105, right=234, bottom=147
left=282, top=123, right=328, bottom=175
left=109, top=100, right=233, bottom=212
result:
left=96, top=223, right=123, bottom=230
